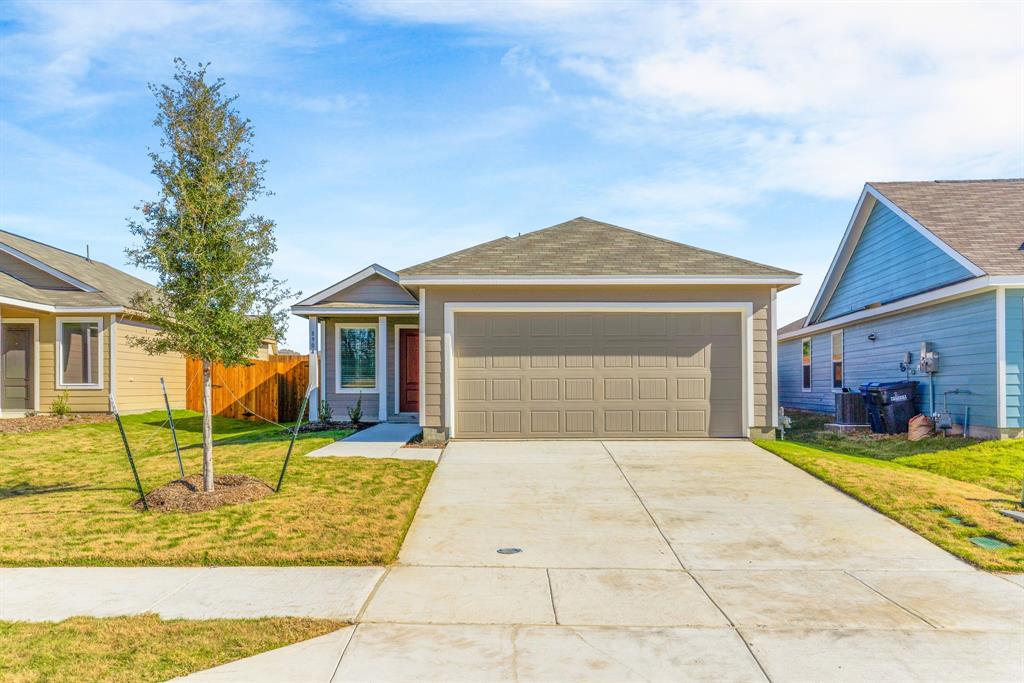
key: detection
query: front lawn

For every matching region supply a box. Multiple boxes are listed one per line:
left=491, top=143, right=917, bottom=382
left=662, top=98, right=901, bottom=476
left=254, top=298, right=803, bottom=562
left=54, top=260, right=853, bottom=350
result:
left=0, top=411, right=434, bottom=566
left=758, top=439, right=1023, bottom=572
left=782, top=409, right=1024, bottom=496
left=0, top=615, right=343, bottom=683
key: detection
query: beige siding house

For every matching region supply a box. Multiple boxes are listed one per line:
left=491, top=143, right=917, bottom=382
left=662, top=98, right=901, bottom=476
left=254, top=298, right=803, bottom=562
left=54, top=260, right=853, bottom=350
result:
left=293, top=218, right=799, bottom=443
left=0, top=230, right=186, bottom=415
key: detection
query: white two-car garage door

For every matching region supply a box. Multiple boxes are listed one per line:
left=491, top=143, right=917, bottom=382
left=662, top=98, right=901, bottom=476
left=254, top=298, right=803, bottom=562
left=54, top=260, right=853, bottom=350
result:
left=453, top=312, right=743, bottom=438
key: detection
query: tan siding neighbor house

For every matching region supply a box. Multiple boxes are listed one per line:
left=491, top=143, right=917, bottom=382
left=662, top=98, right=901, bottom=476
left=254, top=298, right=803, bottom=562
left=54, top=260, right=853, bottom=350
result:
left=293, top=218, right=799, bottom=443
left=0, top=230, right=190, bottom=416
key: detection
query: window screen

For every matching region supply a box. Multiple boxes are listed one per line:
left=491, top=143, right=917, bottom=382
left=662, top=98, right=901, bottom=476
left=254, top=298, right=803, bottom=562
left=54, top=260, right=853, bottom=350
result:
left=831, top=330, right=844, bottom=390
left=338, top=326, right=376, bottom=389
left=801, top=339, right=812, bottom=391
left=61, top=320, right=100, bottom=385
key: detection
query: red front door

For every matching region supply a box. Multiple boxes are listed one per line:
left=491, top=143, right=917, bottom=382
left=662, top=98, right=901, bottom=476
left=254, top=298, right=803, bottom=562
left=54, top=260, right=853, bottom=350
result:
left=399, top=329, right=420, bottom=413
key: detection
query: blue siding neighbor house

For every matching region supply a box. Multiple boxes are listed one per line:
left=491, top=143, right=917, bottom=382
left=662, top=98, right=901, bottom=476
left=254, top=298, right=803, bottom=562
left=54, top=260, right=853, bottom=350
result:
left=778, top=180, right=1024, bottom=439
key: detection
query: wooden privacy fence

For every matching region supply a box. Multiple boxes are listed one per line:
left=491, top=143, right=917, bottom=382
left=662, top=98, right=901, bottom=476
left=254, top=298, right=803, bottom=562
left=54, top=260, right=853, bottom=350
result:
left=186, top=355, right=309, bottom=423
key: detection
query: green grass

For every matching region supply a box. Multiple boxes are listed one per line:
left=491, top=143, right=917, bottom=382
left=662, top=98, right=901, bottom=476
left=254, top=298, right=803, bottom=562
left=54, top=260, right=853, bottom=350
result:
left=0, top=411, right=434, bottom=566
left=758, top=439, right=1023, bottom=572
left=782, top=409, right=1024, bottom=496
left=0, top=615, right=344, bottom=683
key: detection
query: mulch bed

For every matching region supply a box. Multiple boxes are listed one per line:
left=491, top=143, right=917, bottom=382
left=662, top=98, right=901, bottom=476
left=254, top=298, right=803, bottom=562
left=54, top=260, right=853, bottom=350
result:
left=296, top=420, right=375, bottom=434
left=403, top=431, right=446, bottom=449
left=0, top=414, right=113, bottom=435
left=135, top=474, right=273, bottom=513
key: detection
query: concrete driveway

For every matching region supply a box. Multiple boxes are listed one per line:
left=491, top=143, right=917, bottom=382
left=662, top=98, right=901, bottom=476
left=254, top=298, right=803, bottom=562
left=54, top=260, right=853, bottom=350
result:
left=190, top=440, right=1024, bottom=682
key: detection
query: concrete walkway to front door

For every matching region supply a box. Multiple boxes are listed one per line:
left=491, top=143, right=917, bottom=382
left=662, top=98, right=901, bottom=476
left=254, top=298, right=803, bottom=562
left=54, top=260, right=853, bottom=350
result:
left=305, top=422, right=440, bottom=461
left=181, top=440, right=1023, bottom=682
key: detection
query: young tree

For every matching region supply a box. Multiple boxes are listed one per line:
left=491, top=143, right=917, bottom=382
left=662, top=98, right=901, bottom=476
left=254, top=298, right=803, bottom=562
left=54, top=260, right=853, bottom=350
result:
left=127, top=59, right=291, bottom=492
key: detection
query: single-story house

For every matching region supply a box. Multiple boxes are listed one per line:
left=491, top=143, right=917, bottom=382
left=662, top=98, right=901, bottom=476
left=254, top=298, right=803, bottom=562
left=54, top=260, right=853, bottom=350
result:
left=0, top=230, right=189, bottom=415
left=292, top=217, right=801, bottom=443
left=778, top=179, right=1024, bottom=439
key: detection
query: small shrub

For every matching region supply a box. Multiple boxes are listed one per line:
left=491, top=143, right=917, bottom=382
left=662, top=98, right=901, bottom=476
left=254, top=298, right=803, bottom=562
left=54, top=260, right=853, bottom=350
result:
left=347, top=394, right=363, bottom=426
left=50, top=389, right=70, bottom=417
left=319, top=399, right=333, bottom=424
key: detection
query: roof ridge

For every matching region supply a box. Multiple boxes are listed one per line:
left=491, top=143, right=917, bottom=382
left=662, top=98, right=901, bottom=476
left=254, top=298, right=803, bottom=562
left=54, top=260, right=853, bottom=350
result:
left=560, top=217, right=798, bottom=276
left=0, top=229, right=97, bottom=265
left=398, top=233, right=513, bottom=274
left=869, top=178, right=1024, bottom=185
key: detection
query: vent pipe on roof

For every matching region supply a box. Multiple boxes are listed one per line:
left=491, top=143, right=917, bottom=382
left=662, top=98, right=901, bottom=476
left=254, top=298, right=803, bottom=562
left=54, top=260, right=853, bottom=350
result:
left=86, top=244, right=90, bottom=261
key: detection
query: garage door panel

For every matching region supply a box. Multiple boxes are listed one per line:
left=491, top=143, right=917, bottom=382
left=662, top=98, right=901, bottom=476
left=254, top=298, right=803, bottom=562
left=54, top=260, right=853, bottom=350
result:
left=565, top=348, right=594, bottom=368
left=602, top=315, right=631, bottom=336
left=602, top=377, right=631, bottom=400
left=637, top=378, right=668, bottom=400
left=565, top=411, right=596, bottom=433
left=530, top=378, right=560, bottom=400
left=530, top=411, right=560, bottom=433
left=490, top=349, right=521, bottom=369
left=530, top=350, right=560, bottom=368
left=604, top=410, right=633, bottom=432
left=492, top=411, right=522, bottom=433
left=458, top=411, right=488, bottom=433
left=638, top=410, right=669, bottom=433
left=492, top=378, right=522, bottom=401
left=565, top=378, right=595, bottom=400
left=453, top=312, right=743, bottom=438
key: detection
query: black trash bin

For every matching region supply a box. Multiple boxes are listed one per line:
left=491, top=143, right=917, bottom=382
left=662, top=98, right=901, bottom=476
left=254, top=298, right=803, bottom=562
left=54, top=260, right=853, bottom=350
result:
left=859, top=381, right=919, bottom=434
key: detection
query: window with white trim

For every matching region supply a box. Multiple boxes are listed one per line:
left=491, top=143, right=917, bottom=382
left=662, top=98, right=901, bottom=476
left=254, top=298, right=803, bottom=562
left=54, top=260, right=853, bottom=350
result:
left=801, top=338, right=812, bottom=392
left=831, top=329, right=844, bottom=390
left=336, top=324, right=377, bottom=391
left=57, top=318, right=102, bottom=388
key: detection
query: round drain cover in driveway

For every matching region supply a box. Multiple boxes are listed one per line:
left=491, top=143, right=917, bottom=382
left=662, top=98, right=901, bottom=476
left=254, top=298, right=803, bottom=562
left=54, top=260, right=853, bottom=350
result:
left=496, top=547, right=522, bottom=555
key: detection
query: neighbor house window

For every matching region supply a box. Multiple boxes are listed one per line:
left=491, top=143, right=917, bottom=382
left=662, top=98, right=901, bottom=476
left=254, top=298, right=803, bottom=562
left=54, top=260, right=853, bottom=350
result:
left=336, top=324, right=377, bottom=391
left=801, top=338, right=812, bottom=392
left=831, top=330, right=844, bottom=390
left=57, top=318, right=102, bottom=388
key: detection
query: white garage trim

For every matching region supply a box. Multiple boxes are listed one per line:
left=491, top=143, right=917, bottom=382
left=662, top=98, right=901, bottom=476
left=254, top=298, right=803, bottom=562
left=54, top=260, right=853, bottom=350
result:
left=443, top=301, right=755, bottom=439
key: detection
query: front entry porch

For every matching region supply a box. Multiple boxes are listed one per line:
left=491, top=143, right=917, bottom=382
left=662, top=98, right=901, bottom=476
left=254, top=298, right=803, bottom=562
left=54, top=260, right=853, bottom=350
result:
left=306, top=312, right=420, bottom=425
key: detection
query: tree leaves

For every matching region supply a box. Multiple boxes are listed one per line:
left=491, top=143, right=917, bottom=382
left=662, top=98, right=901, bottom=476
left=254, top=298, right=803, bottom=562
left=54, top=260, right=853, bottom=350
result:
left=126, top=59, right=292, bottom=367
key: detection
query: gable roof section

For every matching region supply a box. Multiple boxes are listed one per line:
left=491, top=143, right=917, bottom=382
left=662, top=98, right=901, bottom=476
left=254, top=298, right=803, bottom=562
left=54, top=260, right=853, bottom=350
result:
left=870, top=180, right=1023, bottom=276
left=0, top=230, right=156, bottom=311
left=398, top=217, right=800, bottom=284
left=816, top=199, right=975, bottom=321
left=778, top=316, right=807, bottom=336
left=294, top=264, right=402, bottom=306
left=804, top=181, right=1024, bottom=324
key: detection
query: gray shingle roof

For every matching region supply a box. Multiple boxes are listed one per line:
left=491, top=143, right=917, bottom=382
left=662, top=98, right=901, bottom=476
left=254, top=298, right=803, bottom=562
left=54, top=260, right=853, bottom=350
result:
left=868, top=179, right=1024, bottom=276
left=399, top=217, right=798, bottom=278
left=778, top=316, right=807, bottom=336
left=0, top=230, right=156, bottom=308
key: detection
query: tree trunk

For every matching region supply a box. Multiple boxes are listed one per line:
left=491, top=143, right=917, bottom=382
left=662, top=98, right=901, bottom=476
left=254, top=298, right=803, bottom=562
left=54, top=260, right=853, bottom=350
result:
left=202, top=359, right=214, bottom=492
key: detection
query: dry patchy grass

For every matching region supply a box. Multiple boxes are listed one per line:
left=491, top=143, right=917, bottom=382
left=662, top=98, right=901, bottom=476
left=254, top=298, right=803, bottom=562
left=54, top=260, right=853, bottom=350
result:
left=758, top=440, right=1023, bottom=572
left=0, top=411, right=434, bottom=566
left=0, top=615, right=343, bottom=683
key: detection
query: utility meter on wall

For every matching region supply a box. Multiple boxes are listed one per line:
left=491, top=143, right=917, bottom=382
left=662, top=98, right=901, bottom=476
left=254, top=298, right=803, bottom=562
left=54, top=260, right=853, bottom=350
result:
left=918, top=342, right=939, bottom=374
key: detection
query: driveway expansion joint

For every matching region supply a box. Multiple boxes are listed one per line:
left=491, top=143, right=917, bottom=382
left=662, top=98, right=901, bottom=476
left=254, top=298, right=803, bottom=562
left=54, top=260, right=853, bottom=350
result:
left=843, top=570, right=940, bottom=629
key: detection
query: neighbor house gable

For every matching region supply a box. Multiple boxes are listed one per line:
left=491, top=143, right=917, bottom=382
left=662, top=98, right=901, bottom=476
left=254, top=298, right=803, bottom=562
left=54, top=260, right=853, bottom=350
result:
left=818, top=199, right=975, bottom=321
left=806, top=185, right=983, bottom=325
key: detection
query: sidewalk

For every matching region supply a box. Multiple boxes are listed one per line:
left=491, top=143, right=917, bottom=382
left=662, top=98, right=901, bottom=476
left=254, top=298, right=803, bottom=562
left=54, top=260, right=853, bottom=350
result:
left=0, top=567, right=384, bottom=621
left=306, top=422, right=441, bottom=462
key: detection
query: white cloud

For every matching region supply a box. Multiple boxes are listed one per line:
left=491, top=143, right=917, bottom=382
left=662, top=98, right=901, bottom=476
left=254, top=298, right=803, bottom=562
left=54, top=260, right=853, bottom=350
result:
left=501, top=46, right=553, bottom=94
left=348, top=0, right=1023, bottom=332
left=1, top=0, right=304, bottom=113
left=353, top=0, right=1024, bottom=200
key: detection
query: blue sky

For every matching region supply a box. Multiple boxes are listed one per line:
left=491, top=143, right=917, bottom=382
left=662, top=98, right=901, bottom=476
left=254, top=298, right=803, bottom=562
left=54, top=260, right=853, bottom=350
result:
left=2, top=1, right=1022, bottom=350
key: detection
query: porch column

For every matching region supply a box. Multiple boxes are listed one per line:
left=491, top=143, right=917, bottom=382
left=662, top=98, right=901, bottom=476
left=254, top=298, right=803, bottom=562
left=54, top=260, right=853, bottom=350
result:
left=308, top=316, right=319, bottom=422
left=378, top=316, right=388, bottom=422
